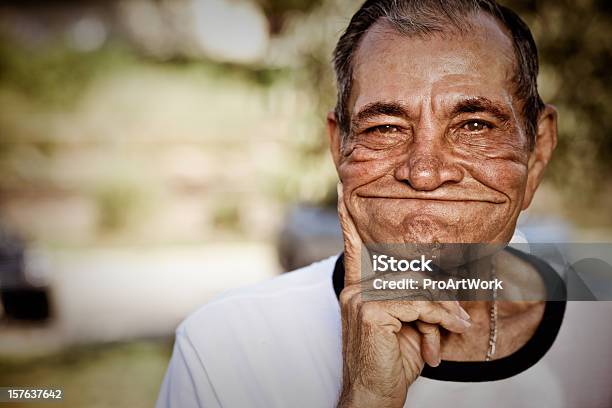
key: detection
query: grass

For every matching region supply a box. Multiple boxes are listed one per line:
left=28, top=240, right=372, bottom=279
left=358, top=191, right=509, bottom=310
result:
left=0, top=340, right=174, bottom=408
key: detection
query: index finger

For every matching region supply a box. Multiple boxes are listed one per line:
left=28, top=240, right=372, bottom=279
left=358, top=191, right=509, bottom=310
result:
left=337, top=182, right=368, bottom=286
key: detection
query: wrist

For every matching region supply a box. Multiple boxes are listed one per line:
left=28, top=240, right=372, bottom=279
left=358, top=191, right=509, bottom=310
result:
left=337, top=387, right=402, bottom=408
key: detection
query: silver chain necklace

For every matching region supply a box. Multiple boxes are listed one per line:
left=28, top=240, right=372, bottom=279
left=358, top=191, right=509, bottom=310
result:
left=485, top=256, right=498, bottom=361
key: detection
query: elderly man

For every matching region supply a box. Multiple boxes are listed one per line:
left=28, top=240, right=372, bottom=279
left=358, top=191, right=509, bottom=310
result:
left=156, top=1, right=612, bottom=407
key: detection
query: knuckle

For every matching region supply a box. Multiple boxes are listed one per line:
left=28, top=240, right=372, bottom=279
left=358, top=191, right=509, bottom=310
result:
left=422, top=304, right=443, bottom=322
left=358, top=302, right=380, bottom=322
left=339, top=289, right=352, bottom=306
left=415, top=321, right=436, bottom=334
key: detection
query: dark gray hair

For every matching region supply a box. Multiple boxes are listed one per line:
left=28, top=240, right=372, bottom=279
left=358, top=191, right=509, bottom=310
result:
left=332, top=0, right=544, bottom=149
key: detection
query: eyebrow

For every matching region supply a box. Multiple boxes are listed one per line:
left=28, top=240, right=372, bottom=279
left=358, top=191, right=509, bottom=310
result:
left=450, top=97, right=511, bottom=123
left=350, top=97, right=513, bottom=134
left=352, top=101, right=410, bottom=129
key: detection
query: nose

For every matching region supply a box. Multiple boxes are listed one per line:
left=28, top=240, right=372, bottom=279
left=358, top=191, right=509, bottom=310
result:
left=395, top=133, right=463, bottom=191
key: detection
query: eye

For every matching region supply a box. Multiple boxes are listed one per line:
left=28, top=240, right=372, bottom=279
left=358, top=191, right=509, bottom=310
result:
left=462, top=120, right=491, bottom=132
left=367, top=124, right=401, bottom=134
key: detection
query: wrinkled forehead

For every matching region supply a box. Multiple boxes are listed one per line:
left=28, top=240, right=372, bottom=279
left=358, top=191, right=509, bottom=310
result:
left=350, top=12, right=518, bottom=116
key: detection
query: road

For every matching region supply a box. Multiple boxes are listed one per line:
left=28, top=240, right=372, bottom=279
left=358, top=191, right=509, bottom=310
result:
left=0, top=242, right=280, bottom=356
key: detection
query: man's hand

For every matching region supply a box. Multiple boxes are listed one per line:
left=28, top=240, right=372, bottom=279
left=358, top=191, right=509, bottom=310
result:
left=336, top=183, right=472, bottom=408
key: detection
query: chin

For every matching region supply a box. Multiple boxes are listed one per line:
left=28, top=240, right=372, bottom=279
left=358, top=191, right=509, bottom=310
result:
left=358, top=213, right=504, bottom=245
left=359, top=220, right=461, bottom=245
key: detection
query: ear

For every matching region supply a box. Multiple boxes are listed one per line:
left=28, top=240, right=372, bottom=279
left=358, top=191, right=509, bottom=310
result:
left=327, top=111, right=343, bottom=172
left=522, top=104, right=558, bottom=210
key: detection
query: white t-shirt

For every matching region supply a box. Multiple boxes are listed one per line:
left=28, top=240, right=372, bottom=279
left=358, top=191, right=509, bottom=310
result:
left=156, top=255, right=612, bottom=408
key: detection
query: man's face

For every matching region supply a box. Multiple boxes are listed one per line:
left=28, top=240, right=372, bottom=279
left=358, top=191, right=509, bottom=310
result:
left=330, top=13, right=552, bottom=245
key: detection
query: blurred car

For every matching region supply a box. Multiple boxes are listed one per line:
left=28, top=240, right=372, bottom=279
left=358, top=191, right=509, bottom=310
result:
left=0, top=224, right=51, bottom=320
left=277, top=205, right=343, bottom=272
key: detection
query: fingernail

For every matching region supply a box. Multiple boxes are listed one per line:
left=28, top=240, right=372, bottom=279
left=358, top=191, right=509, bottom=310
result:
left=459, top=317, right=472, bottom=328
left=458, top=305, right=470, bottom=321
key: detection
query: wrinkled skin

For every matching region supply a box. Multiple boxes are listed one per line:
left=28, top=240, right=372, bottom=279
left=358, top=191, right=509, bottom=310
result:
left=328, top=12, right=557, bottom=408
left=329, top=15, right=557, bottom=246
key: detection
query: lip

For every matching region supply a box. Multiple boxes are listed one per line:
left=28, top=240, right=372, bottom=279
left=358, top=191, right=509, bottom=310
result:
left=356, top=194, right=505, bottom=204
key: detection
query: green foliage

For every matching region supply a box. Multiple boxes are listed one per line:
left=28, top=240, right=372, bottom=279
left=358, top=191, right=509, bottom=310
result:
left=255, top=0, right=323, bottom=32
left=94, top=182, right=146, bottom=233
left=0, top=37, right=133, bottom=108
left=212, top=200, right=243, bottom=232
left=505, top=0, right=612, bottom=216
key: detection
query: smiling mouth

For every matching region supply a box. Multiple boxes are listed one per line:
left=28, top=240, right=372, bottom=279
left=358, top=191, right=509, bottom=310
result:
left=356, top=195, right=505, bottom=204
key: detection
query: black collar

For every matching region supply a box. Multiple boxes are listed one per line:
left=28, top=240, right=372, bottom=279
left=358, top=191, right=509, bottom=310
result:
left=332, top=248, right=567, bottom=382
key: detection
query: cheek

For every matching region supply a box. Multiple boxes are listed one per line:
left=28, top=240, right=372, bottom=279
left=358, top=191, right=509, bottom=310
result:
left=479, top=159, right=528, bottom=200
left=453, top=130, right=530, bottom=199
left=337, top=147, right=403, bottom=189
left=457, top=144, right=529, bottom=202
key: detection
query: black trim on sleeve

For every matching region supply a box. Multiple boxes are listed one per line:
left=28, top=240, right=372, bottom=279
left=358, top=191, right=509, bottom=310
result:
left=332, top=248, right=567, bottom=382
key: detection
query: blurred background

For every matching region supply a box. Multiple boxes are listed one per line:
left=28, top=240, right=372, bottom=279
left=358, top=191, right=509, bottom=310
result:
left=0, top=0, right=610, bottom=406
